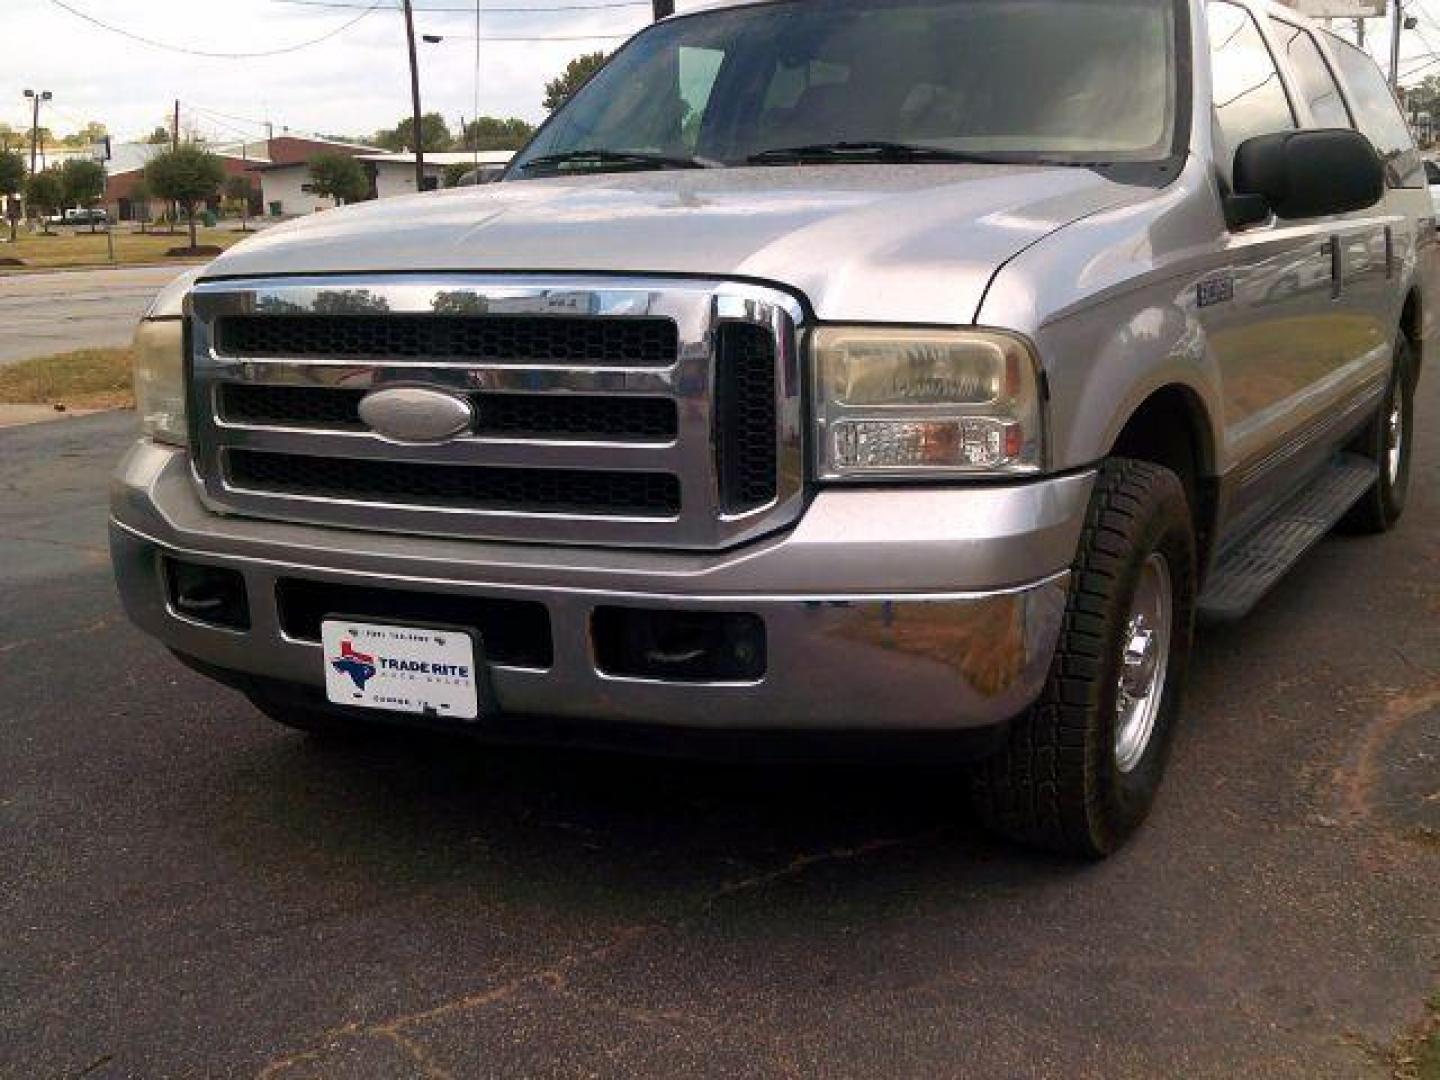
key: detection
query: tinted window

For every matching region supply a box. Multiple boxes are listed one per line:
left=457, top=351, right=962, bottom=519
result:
left=515, top=0, right=1178, bottom=171
left=1426, top=160, right=1440, bottom=185
left=1329, top=36, right=1422, bottom=187
left=1267, top=19, right=1350, bottom=128
left=1208, top=1, right=1295, bottom=152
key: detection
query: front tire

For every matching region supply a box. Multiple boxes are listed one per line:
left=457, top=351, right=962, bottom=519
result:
left=972, top=459, right=1197, bottom=858
left=1341, top=338, right=1414, bottom=534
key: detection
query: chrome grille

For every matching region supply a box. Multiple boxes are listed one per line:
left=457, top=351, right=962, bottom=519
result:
left=218, top=384, right=679, bottom=441
left=227, top=449, right=682, bottom=516
left=187, top=276, right=805, bottom=549
left=214, top=312, right=678, bottom=365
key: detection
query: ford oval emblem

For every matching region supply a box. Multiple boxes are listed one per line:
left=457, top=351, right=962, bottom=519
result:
left=358, top=386, right=474, bottom=443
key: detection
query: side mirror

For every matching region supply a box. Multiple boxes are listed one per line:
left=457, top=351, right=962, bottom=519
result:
left=1229, top=128, right=1385, bottom=226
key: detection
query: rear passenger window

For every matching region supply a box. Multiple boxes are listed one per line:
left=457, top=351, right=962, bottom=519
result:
left=1329, top=37, right=1422, bottom=187
left=1208, top=1, right=1296, bottom=153
left=1267, top=19, right=1351, bottom=128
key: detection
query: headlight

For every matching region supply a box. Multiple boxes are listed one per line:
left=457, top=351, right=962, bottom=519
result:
left=134, top=266, right=203, bottom=446
left=133, top=317, right=187, bottom=446
left=813, top=327, right=1045, bottom=479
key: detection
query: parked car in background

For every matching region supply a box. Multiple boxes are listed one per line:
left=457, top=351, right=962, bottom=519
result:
left=112, top=0, right=1431, bottom=858
left=1425, top=157, right=1440, bottom=214
left=62, top=207, right=107, bottom=228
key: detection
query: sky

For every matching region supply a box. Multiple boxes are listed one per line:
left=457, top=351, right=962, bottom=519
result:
left=0, top=0, right=710, bottom=148
left=4, top=0, right=1440, bottom=150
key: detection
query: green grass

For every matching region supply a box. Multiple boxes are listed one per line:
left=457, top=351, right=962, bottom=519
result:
left=0, top=227, right=246, bottom=271
left=0, top=347, right=133, bottom=409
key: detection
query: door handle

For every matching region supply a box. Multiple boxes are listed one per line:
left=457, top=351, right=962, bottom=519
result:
left=1322, top=235, right=1341, bottom=299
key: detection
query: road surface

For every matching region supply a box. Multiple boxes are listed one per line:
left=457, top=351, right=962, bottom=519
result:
left=0, top=402, right=1435, bottom=1078
left=0, top=265, right=189, bottom=365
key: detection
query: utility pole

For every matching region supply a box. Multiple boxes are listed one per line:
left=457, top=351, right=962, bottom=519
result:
left=1389, top=0, right=1404, bottom=88
left=1357, top=16, right=1365, bottom=47
left=168, top=99, right=181, bottom=232
left=23, top=88, right=51, bottom=178
left=402, top=0, right=426, bottom=192
left=240, top=142, right=250, bottom=233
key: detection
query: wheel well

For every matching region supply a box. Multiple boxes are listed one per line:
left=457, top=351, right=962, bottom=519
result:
left=1111, top=386, right=1218, bottom=579
left=1401, top=288, right=1423, bottom=381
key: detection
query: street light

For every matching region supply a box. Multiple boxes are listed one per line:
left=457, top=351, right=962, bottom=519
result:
left=23, top=88, right=52, bottom=177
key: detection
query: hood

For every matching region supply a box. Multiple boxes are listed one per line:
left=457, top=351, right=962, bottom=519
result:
left=204, top=164, right=1148, bottom=324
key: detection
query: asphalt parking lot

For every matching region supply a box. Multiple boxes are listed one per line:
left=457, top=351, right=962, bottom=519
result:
left=1, top=389, right=1436, bottom=1077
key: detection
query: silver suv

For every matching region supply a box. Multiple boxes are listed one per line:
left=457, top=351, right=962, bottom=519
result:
left=112, top=0, right=1431, bottom=856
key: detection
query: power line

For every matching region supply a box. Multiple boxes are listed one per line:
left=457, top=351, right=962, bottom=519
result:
left=185, top=103, right=270, bottom=129
left=45, top=0, right=386, bottom=59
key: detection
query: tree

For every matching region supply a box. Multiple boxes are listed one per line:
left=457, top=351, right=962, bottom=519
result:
left=543, top=52, right=608, bottom=112
left=144, top=145, right=225, bottom=249
left=0, top=150, right=23, bottom=241
left=1405, top=74, right=1440, bottom=147
left=375, top=113, right=451, bottom=153
left=25, top=168, right=64, bottom=233
left=129, top=177, right=154, bottom=232
left=62, top=121, right=108, bottom=148
left=461, top=116, right=535, bottom=151
left=0, top=124, right=20, bottom=155
left=307, top=153, right=369, bottom=204
left=223, top=174, right=253, bottom=214
left=60, top=158, right=106, bottom=230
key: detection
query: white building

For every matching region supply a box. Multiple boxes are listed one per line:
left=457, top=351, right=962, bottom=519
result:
left=255, top=149, right=514, bottom=217
left=357, top=151, right=514, bottom=198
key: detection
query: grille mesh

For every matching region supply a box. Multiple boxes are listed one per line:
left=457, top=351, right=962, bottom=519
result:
left=715, top=323, right=778, bottom=512
left=219, top=384, right=677, bottom=441
left=215, top=313, right=678, bottom=366
left=227, top=449, right=681, bottom=517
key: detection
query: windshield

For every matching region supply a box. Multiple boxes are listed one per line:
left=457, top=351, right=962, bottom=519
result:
left=512, top=0, right=1179, bottom=175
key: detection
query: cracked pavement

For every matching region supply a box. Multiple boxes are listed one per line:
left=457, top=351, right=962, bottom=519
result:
left=0, top=392, right=1436, bottom=1078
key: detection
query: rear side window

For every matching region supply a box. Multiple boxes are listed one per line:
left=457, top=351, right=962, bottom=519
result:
left=1267, top=19, right=1351, bottom=128
left=1208, top=1, right=1296, bottom=153
left=1329, top=36, right=1422, bottom=187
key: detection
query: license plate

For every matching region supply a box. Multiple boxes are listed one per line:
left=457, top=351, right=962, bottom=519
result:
left=321, top=619, right=481, bottom=721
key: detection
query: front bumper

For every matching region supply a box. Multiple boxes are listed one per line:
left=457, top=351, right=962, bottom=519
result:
left=111, top=440, right=1093, bottom=732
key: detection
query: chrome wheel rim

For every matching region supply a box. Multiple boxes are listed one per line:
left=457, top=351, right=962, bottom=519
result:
left=1114, top=553, right=1173, bottom=774
left=1386, top=394, right=1404, bottom=486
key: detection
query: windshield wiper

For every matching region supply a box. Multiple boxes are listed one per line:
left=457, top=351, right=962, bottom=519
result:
left=746, top=141, right=1013, bottom=165
left=519, top=148, right=721, bottom=174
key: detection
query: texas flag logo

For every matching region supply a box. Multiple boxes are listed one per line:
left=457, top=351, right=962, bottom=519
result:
left=330, top=639, right=377, bottom=690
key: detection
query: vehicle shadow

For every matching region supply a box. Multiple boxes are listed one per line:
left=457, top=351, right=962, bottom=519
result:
left=203, top=689, right=1090, bottom=923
